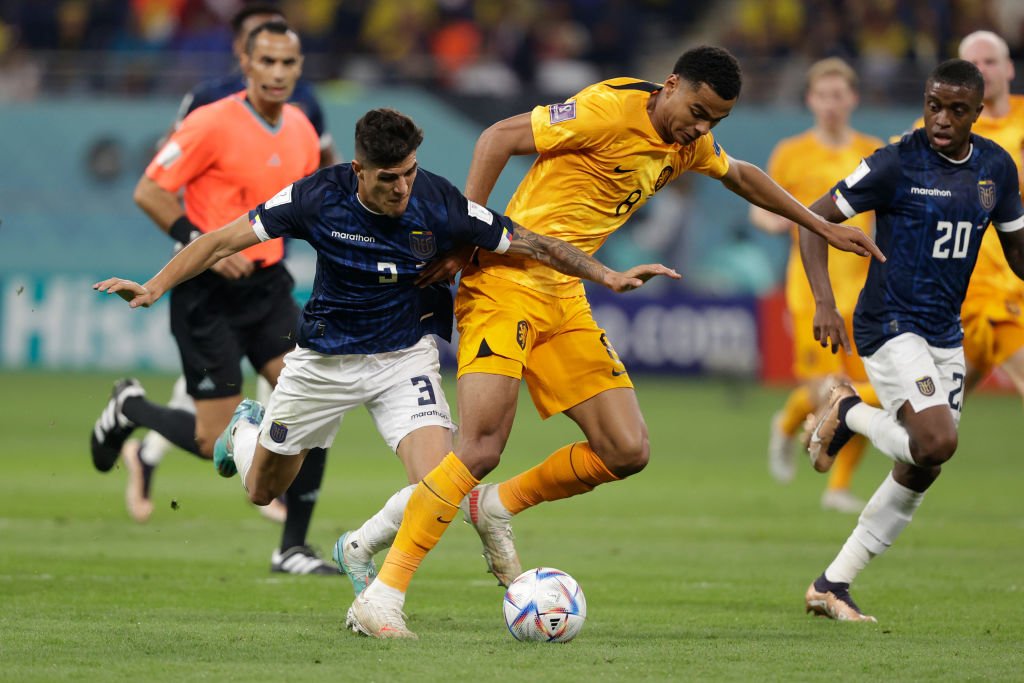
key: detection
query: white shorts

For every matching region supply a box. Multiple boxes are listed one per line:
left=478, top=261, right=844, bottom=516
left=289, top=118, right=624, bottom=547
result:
left=862, top=332, right=965, bottom=425
left=258, top=336, right=453, bottom=455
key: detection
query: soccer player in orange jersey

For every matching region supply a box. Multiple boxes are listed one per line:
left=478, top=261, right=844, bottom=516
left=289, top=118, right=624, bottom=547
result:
left=347, top=46, right=884, bottom=639
left=89, top=21, right=335, bottom=574
left=956, top=31, right=1024, bottom=400
left=750, top=58, right=883, bottom=513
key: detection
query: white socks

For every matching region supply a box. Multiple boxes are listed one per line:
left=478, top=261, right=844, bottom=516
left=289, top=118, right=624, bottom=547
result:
left=845, top=402, right=915, bottom=465
left=825, top=472, right=925, bottom=584
left=362, top=576, right=406, bottom=606
left=352, top=485, right=415, bottom=557
left=232, top=420, right=259, bottom=492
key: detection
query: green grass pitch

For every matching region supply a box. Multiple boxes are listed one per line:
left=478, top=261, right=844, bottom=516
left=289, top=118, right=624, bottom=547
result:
left=1, top=372, right=1022, bottom=681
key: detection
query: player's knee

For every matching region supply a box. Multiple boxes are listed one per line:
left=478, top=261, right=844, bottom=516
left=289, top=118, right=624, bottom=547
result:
left=246, top=482, right=282, bottom=507
left=911, top=429, right=958, bottom=468
left=592, top=430, right=649, bottom=478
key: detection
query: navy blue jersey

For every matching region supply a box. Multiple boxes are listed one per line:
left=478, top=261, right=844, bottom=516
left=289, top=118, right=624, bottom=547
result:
left=176, top=73, right=327, bottom=141
left=249, top=164, right=514, bottom=355
left=830, top=129, right=1024, bottom=355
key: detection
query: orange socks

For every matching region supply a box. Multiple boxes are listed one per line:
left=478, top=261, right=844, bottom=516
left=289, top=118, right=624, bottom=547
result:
left=779, top=386, right=814, bottom=436
left=497, top=442, right=619, bottom=515
left=377, top=452, right=479, bottom=592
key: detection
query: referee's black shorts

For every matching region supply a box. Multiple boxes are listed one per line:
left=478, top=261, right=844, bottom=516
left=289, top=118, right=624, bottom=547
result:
left=170, top=263, right=299, bottom=400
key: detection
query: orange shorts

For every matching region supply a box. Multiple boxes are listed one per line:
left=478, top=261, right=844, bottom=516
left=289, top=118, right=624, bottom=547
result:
left=455, top=270, right=633, bottom=419
left=790, top=308, right=867, bottom=382
left=961, top=296, right=1024, bottom=376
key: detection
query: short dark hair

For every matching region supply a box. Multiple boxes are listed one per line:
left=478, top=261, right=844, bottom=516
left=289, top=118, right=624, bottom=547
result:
left=354, top=109, right=425, bottom=168
left=231, top=2, right=284, bottom=37
left=672, top=46, right=742, bottom=101
left=244, top=19, right=294, bottom=55
left=927, top=58, right=984, bottom=97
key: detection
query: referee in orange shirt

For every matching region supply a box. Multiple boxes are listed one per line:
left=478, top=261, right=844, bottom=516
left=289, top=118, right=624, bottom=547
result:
left=89, top=20, right=335, bottom=575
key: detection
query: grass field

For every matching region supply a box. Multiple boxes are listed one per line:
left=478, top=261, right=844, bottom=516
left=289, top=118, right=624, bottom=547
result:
left=2, top=371, right=1022, bottom=682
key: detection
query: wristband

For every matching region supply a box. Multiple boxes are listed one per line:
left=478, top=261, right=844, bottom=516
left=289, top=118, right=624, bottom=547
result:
left=168, top=216, right=201, bottom=245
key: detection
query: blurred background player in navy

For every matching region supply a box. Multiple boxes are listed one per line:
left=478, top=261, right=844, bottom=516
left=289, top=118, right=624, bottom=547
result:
left=801, top=59, right=1024, bottom=622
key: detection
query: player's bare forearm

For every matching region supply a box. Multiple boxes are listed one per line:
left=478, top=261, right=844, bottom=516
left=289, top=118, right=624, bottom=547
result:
left=506, top=224, right=609, bottom=283
left=998, top=228, right=1024, bottom=281
left=797, top=223, right=835, bottom=309
left=464, top=113, right=536, bottom=204
left=133, top=176, right=186, bottom=232
left=505, top=224, right=679, bottom=292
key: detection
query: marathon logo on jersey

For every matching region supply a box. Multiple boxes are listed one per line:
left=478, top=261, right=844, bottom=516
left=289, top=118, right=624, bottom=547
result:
left=268, top=421, right=289, bottom=444
left=409, top=230, right=437, bottom=259
left=548, top=102, right=576, bottom=124
left=915, top=376, right=936, bottom=397
left=516, top=320, right=528, bottom=350
left=154, top=141, right=183, bottom=169
left=910, top=186, right=952, bottom=198
left=978, top=179, right=996, bottom=211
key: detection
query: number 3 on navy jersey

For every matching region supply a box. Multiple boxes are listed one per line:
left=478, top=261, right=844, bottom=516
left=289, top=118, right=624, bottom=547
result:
left=932, top=221, right=972, bottom=259
left=378, top=262, right=398, bottom=283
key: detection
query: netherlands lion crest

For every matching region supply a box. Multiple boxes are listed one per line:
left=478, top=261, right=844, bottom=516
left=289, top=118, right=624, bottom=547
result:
left=654, top=165, right=673, bottom=192
left=409, top=230, right=437, bottom=259
left=915, top=376, right=936, bottom=397
left=978, top=179, right=996, bottom=211
left=516, top=320, right=528, bottom=350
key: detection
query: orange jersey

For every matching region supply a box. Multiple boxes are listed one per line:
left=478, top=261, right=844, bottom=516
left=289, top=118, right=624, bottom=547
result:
left=146, top=92, right=319, bottom=266
left=909, top=98, right=1024, bottom=303
left=767, top=129, right=882, bottom=317
left=469, top=78, right=731, bottom=297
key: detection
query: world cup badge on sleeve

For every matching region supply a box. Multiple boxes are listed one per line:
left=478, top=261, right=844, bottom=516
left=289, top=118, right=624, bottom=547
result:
left=548, top=102, right=576, bottom=124
left=409, top=230, right=437, bottom=259
left=978, top=179, right=996, bottom=211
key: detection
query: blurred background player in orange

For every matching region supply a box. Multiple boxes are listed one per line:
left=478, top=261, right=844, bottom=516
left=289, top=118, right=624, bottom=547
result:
left=956, top=31, right=1024, bottom=402
left=750, top=58, right=882, bottom=513
left=89, top=20, right=335, bottom=575
left=897, top=31, right=1024, bottom=407
left=122, top=2, right=338, bottom=525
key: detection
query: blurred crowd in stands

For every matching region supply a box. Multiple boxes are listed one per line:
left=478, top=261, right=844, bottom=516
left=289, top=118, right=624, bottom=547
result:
left=0, top=0, right=1020, bottom=103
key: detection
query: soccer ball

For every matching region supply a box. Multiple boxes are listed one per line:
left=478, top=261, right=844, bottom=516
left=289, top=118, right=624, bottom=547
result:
left=502, top=567, right=587, bottom=643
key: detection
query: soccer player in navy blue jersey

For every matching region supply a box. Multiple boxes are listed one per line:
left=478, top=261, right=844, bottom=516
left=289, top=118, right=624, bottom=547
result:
left=799, top=59, right=1024, bottom=622
left=93, top=109, right=677, bottom=609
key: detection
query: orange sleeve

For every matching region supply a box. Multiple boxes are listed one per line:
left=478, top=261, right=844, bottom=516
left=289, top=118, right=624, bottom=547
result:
left=530, top=90, right=621, bottom=154
left=680, top=131, right=730, bottom=178
left=145, top=106, right=222, bottom=193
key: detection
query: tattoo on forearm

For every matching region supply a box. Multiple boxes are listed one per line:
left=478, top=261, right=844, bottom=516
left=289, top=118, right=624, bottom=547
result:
left=508, top=224, right=607, bottom=283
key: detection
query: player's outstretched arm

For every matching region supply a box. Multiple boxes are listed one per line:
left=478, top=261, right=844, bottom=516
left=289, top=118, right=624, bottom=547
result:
left=93, top=215, right=259, bottom=308
left=799, top=193, right=850, bottom=354
left=464, top=112, right=537, bottom=206
left=721, top=159, right=885, bottom=262
left=506, top=223, right=680, bottom=292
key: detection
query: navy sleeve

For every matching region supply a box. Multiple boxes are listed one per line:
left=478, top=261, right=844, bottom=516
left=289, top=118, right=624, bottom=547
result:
left=178, top=86, right=218, bottom=122
left=991, top=150, right=1024, bottom=228
left=248, top=174, right=317, bottom=242
left=439, top=177, right=513, bottom=253
left=829, top=144, right=901, bottom=218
